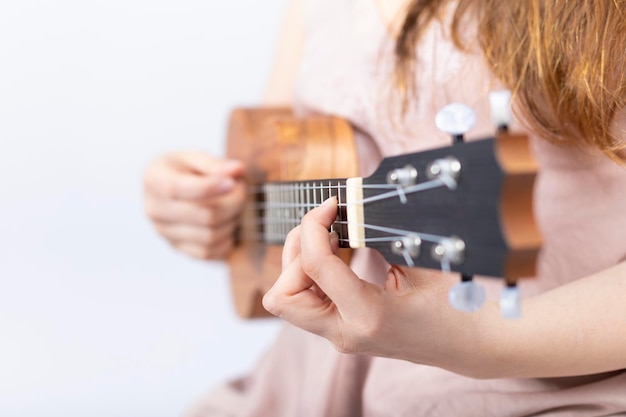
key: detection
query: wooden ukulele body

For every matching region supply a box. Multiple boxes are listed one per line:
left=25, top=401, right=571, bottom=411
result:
left=226, top=108, right=359, bottom=318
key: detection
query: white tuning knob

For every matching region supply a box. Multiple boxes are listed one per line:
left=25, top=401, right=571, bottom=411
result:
left=435, top=103, right=477, bottom=137
left=488, top=90, right=512, bottom=129
left=499, top=285, right=522, bottom=319
left=448, top=281, right=486, bottom=312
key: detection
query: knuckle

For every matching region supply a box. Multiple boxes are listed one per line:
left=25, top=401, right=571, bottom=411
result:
left=144, top=155, right=185, bottom=200
left=300, top=256, right=319, bottom=277
left=142, top=160, right=161, bottom=189
left=200, top=228, right=217, bottom=245
left=143, top=200, right=159, bottom=220
left=284, top=226, right=300, bottom=245
left=285, top=226, right=298, bottom=239
left=174, top=241, right=215, bottom=260
left=299, top=251, right=327, bottom=278
left=160, top=179, right=180, bottom=199
left=261, top=292, right=281, bottom=317
left=194, top=240, right=234, bottom=261
left=201, top=210, right=218, bottom=227
left=153, top=222, right=169, bottom=238
left=194, top=247, right=215, bottom=260
left=145, top=203, right=170, bottom=225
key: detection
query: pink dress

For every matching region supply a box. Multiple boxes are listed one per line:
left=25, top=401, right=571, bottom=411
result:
left=189, top=1, right=626, bottom=415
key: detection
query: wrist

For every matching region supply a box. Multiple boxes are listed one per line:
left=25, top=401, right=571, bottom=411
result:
left=425, top=300, right=509, bottom=379
left=391, top=295, right=505, bottom=379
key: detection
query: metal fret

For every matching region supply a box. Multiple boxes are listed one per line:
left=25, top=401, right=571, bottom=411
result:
left=260, top=179, right=348, bottom=244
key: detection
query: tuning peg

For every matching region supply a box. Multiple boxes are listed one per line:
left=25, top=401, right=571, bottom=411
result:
left=448, top=280, right=486, bottom=312
left=488, top=90, right=512, bottom=131
left=426, top=156, right=461, bottom=190
left=435, top=103, right=476, bottom=143
left=499, top=284, right=522, bottom=319
left=431, top=236, right=466, bottom=267
left=391, top=236, right=421, bottom=267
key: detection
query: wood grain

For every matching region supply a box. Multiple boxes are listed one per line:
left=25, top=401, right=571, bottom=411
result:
left=226, top=108, right=358, bottom=318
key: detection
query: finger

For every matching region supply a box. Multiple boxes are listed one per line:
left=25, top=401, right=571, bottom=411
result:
left=144, top=152, right=246, bottom=201
left=195, top=180, right=246, bottom=211
left=144, top=165, right=236, bottom=201
left=282, top=226, right=302, bottom=270
left=299, top=198, right=367, bottom=302
left=281, top=227, right=329, bottom=308
left=154, top=221, right=236, bottom=247
left=171, top=239, right=234, bottom=260
left=263, top=258, right=336, bottom=336
left=281, top=213, right=339, bottom=271
left=145, top=188, right=243, bottom=227
left=173, top=152, right=245, bottom=178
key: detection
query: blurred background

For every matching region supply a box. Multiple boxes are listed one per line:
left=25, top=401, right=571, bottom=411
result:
left=0, top=1, right=287, bottom=416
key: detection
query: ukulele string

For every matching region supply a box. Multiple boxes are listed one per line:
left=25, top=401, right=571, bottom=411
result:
left=333, top=221, right=446, bottom=244
left=246, top=183, right=397, bottom=194
left=237, top=220, right=451, bottom=250
left=246, top=178, right=445, bottom=210
left=237, top=178, right=449, bottom=249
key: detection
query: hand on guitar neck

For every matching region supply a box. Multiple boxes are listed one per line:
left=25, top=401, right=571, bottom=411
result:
left=262, top=195, right=495, bottom=378
left=143, top=151, right=247, bottom=261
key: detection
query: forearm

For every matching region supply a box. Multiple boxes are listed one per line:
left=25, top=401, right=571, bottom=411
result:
left=464, top=260, right=626, bottom=379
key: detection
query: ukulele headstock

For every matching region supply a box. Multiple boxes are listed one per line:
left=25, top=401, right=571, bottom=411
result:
left=349, top=92, right=541, bottom=317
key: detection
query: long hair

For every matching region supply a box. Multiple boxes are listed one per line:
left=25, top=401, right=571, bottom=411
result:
left=395, top=0, right=626, bottom=161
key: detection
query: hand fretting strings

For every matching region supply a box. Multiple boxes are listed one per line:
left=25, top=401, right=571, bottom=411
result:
left=238, top=178, right=453, bottom=267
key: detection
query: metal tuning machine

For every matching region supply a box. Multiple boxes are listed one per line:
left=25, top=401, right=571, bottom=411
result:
left=434, top=95, right=523, bottom=318
left=489, top=89, right=522, bottom=319
left=434, top=103, right=487, bottom=313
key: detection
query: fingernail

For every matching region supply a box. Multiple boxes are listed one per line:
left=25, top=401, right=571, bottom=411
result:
left=322, top=196, right=338, bottom=206
left=222, top=159, right=243, bottom=171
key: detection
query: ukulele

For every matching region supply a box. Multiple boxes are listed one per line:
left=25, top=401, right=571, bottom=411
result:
left=226, top=97, right=541, bottom=319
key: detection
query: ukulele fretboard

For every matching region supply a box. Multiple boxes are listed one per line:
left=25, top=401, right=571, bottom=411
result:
left=259, top=179, right=349, bottom=246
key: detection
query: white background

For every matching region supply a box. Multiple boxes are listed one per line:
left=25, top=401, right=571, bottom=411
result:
left=0, top=1, right=287, bottom=416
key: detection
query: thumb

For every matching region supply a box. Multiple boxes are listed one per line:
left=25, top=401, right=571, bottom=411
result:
left=146, top=152, right=244, bottom=200
left=174, top=151, right=245, bottom=178
left=384, top=266, right=452, bottom=296
left=384, top=265, right=415, bottom=296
